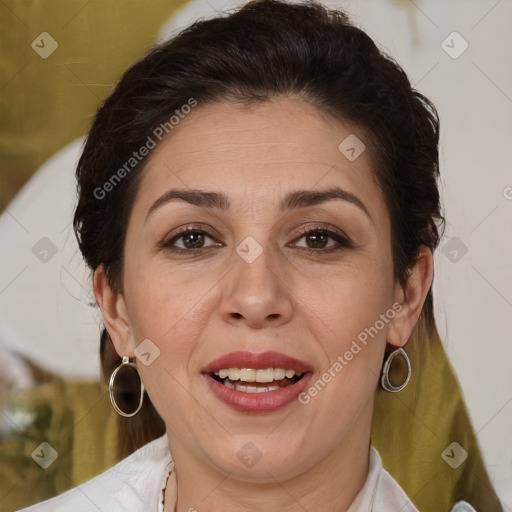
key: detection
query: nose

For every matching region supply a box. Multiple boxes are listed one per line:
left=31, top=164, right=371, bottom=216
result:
left=219, top=244, right=294, bottom=329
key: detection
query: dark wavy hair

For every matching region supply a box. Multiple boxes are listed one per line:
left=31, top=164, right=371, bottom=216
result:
left=73, top=0, right=444, bottom=459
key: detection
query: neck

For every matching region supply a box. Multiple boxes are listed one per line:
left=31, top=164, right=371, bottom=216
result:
left=165, top=402, right=373, bottom=512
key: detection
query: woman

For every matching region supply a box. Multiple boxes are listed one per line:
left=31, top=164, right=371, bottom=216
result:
left=19, top=0, right=500, bottom=510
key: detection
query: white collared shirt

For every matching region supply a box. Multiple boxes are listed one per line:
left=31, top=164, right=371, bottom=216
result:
left=18, top=434, right=478, bottom=512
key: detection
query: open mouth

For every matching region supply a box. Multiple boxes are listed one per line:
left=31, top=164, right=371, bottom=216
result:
left=210, top=368, right=305, bottom=393
left=202, top=350, right=313, bottom=413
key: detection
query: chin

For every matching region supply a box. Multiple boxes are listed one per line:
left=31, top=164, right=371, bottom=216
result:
left=203, top=442, right=314, bottom=484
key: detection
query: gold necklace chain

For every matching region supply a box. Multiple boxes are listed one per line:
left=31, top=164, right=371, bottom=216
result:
left=161, top=465, right=175, bottom=512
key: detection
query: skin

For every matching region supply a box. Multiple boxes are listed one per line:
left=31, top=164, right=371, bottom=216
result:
left=94, top=96, right=433, bottom=512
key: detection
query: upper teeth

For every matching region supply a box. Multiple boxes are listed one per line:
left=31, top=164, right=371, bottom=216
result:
left=215, top=368, right=299, bottom=382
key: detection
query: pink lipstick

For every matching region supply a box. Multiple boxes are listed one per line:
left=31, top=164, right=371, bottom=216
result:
left=202, top=351, right=313, bottom=414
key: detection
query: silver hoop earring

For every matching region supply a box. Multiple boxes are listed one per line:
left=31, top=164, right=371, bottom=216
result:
left=109, top=356, right=145, bottom=417
left=381, top=347, right=411, bottom=393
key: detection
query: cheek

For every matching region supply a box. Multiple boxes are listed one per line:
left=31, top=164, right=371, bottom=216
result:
left=302, top=259, right=394, bottom=352
left=297, top=259, right=394, bottom=407
left=122, top=256, right=224, bottom=402
left=125, top=267, right=213, bottom=351
left=124, top=268, right=217, bottom=427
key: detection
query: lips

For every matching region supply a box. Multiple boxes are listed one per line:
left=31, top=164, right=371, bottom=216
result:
left=203, top=350, right=313, bottom=374
left=202, top=351, right=313, bottom=414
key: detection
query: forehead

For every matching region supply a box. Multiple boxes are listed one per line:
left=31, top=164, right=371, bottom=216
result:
left=132, top=96, right=387, bottom=222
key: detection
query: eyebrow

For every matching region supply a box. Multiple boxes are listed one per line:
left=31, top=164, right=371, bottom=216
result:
left=145, top=187, right=372, bottom=222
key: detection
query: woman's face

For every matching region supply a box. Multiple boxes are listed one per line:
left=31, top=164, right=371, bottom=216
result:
left=104, top=97, right=413, bottom=482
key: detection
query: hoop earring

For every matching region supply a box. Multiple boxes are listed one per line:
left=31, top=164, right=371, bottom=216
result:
left=381, top=347, right=411, bottom=393
left=109, top=356, right=145, bottom=417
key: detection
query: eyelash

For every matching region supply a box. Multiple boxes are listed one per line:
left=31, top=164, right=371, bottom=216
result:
left=301, top=226, right=353, bottom=252
left=159, top=224, right=352, bottom=256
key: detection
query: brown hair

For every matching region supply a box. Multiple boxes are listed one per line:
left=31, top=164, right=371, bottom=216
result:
left=73, top=0, right=444, bottom=459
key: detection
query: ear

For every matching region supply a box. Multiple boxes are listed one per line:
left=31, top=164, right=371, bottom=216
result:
left=387, top=246, right=434, bottom=348
left=93, top=264, right=136, bottom=358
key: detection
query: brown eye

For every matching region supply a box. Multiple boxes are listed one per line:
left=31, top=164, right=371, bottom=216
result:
left=181, top=231, right=206, bottom=249
left=304, top=232, right=330, bottom=249
left=292, top=228, right=352, bottom=254
left=161, top=227, right=221, bottom=253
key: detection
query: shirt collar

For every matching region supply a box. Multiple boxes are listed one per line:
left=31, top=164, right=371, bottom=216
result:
left=346, top=445, right=382, bottom=512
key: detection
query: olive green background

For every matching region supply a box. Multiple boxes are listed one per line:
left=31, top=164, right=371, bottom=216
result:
left=0, top=0, right=189, bottom=209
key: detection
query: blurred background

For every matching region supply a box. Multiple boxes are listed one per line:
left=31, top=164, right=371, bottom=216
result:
left=1, top=0, right=511, bottom=510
